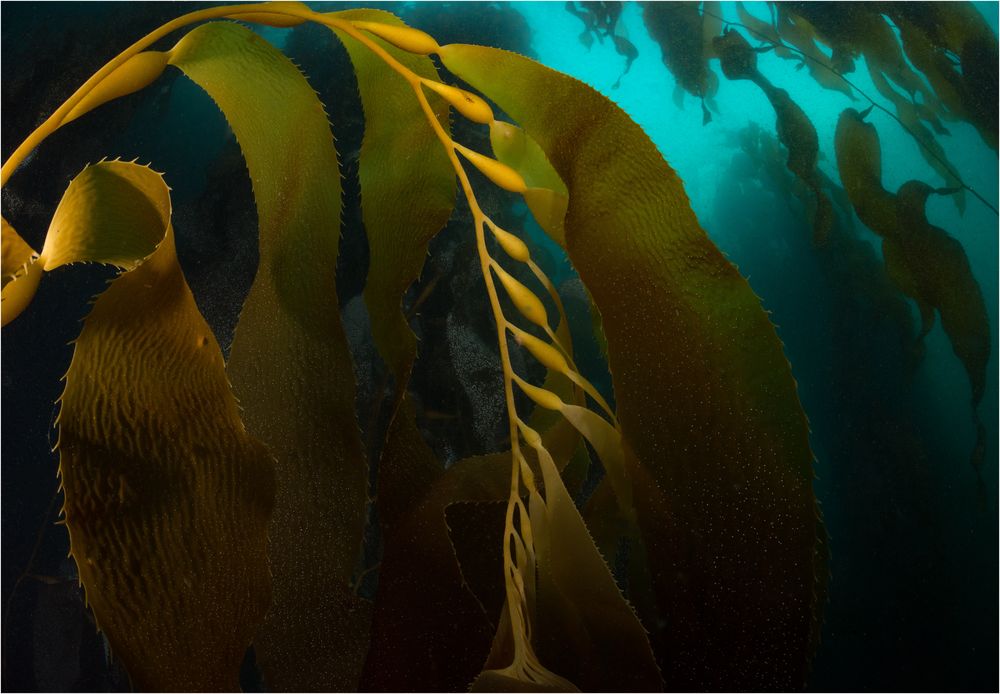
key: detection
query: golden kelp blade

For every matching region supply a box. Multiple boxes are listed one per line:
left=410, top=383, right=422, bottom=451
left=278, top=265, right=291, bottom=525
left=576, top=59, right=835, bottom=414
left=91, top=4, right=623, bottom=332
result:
left=442, top=44, right=823, bottom=690
left=166, top=22, right=368, bottom=690
left=1, top=217, right=41, bottom=326
left=1, top=216, right=36, bottom=285
left=54, top=161, right=274, bottom=691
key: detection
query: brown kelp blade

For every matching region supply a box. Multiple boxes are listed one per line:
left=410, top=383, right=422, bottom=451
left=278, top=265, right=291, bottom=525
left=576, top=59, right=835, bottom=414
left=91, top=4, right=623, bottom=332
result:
left=526, top=439, right=662, bottom=690
left=642, top=3, right=714, bottom=104
left=836, top=109, right=990, bottom=482
left=362, top=403, right=583, bottom=692
left=167, top=22, right=369, bottom=690
left=442, top=43, right=824, bottom=690
left=52, top=161, right=274, bottom=691
left=892, top=181, right=990, bottom=407
left=834, top=108, right=899, bottom=239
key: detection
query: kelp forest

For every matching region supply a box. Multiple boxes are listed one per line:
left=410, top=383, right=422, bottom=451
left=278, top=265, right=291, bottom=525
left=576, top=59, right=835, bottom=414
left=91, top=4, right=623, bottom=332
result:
left=1, top=2, right=997, bottom=692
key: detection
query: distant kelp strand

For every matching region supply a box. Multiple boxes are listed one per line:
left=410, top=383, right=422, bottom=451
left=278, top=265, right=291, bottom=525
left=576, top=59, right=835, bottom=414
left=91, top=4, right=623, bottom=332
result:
left=702, top=4, right=998, bottom=217
left=714, top=28, right=833, bottom=244
left=835, top=108, right=990, bottom=490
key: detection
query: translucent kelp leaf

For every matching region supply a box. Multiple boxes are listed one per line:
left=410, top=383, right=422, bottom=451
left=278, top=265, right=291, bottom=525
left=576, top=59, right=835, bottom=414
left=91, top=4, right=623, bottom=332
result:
left=330, top=9, right=455, bottom=393
left=490, top=120, right=570, bottom=245
left=167, top=22, right=369, bottom=690
left=442, top=44, right=823, bottom=690
left=53, top=161, right=274, bottom=690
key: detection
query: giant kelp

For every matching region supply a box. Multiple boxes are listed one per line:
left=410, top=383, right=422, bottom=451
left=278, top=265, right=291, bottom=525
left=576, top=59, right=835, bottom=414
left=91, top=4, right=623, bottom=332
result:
left=835, top=107, right=990, bottom=485
left=0, top=2, right=879, bottom=691
left=714, top=28, right=834, bottom=244
left=642, top=2, right=720, bottom=121
left=712, top=2, right=1000, bottom=217
left=565, top=1, right=638, bottom=89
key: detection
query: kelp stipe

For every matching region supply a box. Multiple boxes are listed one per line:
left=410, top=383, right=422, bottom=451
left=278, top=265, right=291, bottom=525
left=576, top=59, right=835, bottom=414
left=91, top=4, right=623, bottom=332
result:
left=2, top=3, right=824, bottom=691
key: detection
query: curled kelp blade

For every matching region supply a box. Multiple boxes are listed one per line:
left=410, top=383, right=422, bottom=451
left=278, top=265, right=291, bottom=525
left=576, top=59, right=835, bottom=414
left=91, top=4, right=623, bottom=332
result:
left=442, top=44, right=823, bottom=690
left=52, top=161, right=275, bottom=691
left=0, top=216, right=41, bottom=326
left=329, top=9, right=455, bottom=395
left=166, top=22, right=369, bottom=690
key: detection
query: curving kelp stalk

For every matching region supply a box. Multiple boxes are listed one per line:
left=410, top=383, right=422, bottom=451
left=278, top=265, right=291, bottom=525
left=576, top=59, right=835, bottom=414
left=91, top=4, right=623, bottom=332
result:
left=2, top=2, right=827, bottom=691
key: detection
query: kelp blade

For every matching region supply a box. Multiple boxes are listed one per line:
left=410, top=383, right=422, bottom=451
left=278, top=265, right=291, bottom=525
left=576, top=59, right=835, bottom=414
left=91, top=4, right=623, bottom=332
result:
left=0, top=216, right=41, bottom=326
left=329, top=9, right=455, bottom=396
left=54, top=161, right=274, bottom=691
left=527, top=441, right=661, bottom=690
left=327, top=9, right=453, bottom=541
left=442, top=44, right=823, bottom=690
left=363, top=410, right=583, bottom=691
left=168, top=22, right=369, bottom=690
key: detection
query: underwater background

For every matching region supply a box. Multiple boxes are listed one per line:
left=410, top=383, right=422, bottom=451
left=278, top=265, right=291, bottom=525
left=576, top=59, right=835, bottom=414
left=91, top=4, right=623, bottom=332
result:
left=1, top=1, right=997, bottom=691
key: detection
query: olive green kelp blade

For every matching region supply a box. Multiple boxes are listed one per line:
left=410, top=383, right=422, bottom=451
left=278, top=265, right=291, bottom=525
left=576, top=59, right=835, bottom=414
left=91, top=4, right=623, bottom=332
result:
left=167, top=22, right=369, bottom=690
left=442, top=45, right=823, bottom=690
left=329, top=9, right=455, bottom=397
left=54, top=161, right=275, bottom=691
left=327, top=9, right=454, bottom=538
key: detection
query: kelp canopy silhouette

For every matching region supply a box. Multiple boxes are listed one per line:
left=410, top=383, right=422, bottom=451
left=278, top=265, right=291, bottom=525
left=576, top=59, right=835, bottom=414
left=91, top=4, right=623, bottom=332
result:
left=637, top=1, right=993, bottom=485
left=3, top=2, right=825, bottom=691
